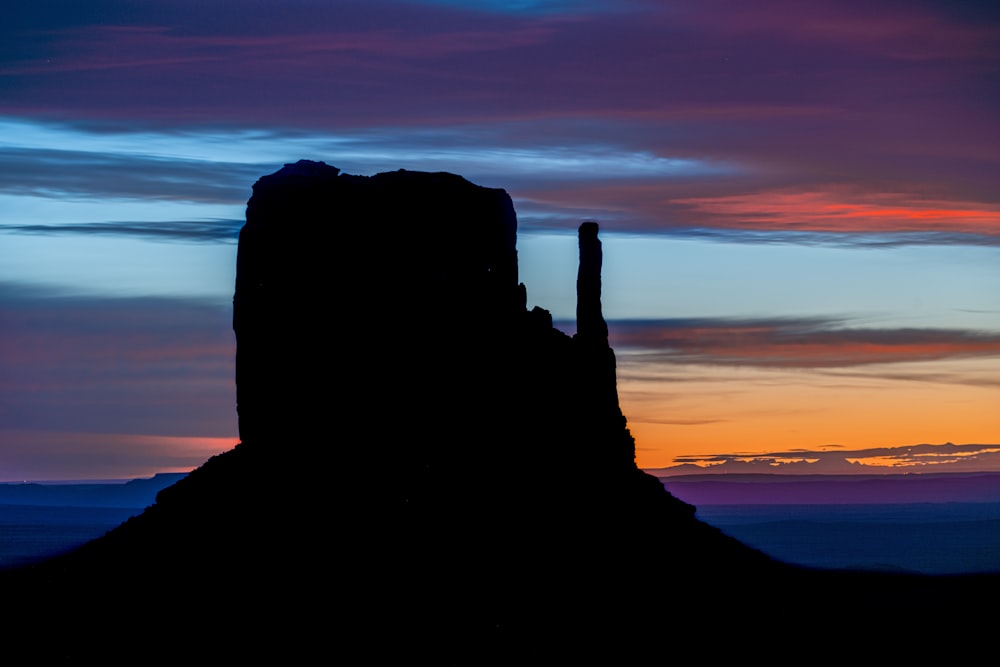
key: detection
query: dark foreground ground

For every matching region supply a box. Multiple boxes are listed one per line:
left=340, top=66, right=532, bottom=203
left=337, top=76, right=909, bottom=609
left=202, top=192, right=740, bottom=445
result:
left=2, top=461, right=998, bottom=663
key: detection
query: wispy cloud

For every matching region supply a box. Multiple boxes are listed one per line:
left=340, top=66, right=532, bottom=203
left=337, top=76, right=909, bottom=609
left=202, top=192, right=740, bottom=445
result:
left=2, top=219, right=244, bottom=243
left=0, top=146, right=264, bottom=204
left=0, top=430, right=235, bottom=482
left=503, top=174, right=1000, bottom=243
left=632, top=227, right=1000, bottom=248
left=0, top=284, right=236, bottom=437
left=6, top=120, right=993, bottom=246
left=671, top=190, right=1000, bottom=238
left=608, top=318, right=1000, bottom=368
left=657, top=442, right=1000, bottom=475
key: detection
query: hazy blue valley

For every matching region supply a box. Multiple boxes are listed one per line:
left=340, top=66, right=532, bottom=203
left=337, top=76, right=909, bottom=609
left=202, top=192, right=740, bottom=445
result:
left=695, top=502, right=1000, bottom=574
left=3, top=472, right=998, bottom=575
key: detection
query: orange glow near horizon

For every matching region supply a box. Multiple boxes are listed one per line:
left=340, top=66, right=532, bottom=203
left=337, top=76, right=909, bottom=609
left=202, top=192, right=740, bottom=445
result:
left=619, top=355, right=1000, bottom=470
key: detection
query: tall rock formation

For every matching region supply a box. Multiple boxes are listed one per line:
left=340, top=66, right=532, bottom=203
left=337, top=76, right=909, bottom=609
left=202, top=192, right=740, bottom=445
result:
left=572, top=220, right=634, bottom=470
left=576, top=220, right=609, bottom=343
left=234, top=160, right=521, bottom=451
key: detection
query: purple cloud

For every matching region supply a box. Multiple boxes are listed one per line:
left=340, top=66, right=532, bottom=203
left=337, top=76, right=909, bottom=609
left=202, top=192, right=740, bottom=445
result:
left=0, top=284, right=237, bottom=437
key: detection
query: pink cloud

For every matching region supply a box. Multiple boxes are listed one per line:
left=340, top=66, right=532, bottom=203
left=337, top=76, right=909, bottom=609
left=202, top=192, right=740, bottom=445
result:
left=671, top=189, right=1000, bottom=236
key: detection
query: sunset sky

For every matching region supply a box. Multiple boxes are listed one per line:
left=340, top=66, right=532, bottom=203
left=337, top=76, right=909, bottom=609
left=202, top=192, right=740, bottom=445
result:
left=1, top=0, right=998, bottom=480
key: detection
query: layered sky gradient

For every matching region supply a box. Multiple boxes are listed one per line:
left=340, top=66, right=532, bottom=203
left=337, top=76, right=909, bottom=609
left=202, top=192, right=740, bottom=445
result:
left=1, top=0, right=998, bottom=480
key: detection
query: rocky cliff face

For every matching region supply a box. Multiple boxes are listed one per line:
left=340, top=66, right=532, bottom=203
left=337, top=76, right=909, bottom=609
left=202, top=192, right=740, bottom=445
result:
left=233, top=160, right=643, bottom=504
left=234, top=161, right=521, bottom=450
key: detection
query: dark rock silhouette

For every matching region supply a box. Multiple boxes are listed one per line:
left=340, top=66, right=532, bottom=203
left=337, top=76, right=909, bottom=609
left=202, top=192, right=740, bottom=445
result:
left=1, top=161, right=996, bottom=661
left=576, top=220, right=609, bottom=343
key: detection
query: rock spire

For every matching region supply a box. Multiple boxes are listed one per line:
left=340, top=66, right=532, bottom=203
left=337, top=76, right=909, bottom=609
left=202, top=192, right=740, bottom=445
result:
left=576, top=220, right=609, bottom=343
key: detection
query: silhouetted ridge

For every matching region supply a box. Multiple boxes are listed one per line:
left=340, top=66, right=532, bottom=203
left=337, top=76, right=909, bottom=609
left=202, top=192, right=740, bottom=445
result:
left=3, top=161, right=995, bottom=661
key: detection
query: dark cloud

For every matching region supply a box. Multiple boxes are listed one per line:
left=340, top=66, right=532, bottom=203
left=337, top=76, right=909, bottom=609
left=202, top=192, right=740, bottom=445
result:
left=607, top=317, right=1000, bottom=368
left=1, top=219, right=244, bottom=243
left=0, top=146, right=264, bottom=204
